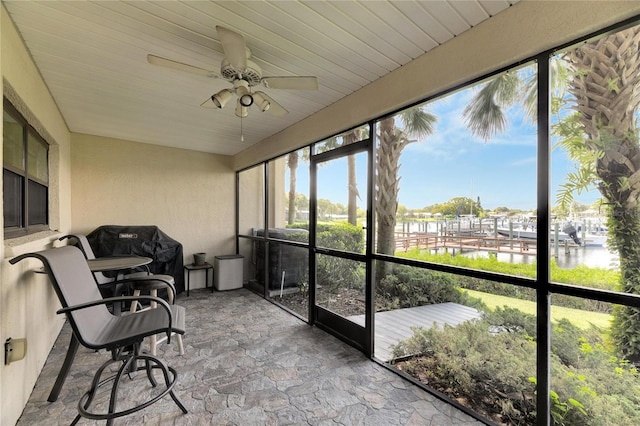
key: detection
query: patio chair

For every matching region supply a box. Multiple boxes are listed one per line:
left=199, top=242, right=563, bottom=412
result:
left=10, top=246, right=188, bottom=425
left=59, top=234, right=184, bottom=355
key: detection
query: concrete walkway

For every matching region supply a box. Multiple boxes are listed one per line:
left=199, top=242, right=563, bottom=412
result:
left=17, top=289, right=482, bottom=425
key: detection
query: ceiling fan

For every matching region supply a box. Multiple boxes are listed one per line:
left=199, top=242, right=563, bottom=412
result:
left=148, top=26, right=319, bottom=118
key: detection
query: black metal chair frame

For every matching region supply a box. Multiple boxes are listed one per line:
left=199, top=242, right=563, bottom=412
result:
left=40, top=273, right=177, bottom=403
left=10, top=246, right=188, bottom=425
left=43, top=234, right=182, bottom=403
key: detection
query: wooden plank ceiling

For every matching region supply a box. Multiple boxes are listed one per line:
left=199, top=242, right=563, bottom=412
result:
left=3, top=1, right=518, bottom=155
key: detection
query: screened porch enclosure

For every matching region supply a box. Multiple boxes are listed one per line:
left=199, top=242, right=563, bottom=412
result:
left=236, top=18, right=640, bottom=426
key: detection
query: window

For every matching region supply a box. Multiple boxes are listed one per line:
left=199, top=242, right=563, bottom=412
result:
left=3, top=98, right=49, bottom=238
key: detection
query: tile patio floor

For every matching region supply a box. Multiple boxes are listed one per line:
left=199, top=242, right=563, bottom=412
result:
left=16, top=288, right=482, bottom=425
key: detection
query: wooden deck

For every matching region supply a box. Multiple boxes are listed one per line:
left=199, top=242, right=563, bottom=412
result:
left=348, top=302, right=482, bottom=362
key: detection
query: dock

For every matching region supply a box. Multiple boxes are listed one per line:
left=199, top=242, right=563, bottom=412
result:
left=394, top=232, right=538, bottom=255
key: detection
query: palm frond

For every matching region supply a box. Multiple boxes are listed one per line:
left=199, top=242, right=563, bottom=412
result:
left=400, top=107, right=437, bottom=140
left=464, top=97, right=508, bottom=140
left=463, top=73, right=520, bottom=140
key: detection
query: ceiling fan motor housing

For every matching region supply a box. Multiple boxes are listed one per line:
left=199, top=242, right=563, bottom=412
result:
left=221, top=59, right=262, bottom=85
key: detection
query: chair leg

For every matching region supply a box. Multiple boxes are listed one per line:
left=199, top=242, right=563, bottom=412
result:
left=149, top=289, right=158, bottom=356
left=129, top=289, right=158, bottom=355
left=150, top=354, right=188, bottom=415
left=107, top=351, right=137, bottom=424
left=129, top=289, right=141, bottom=313
left=75, top=352, right=130, bottom=424
left=165, top=288, right=186, bottom=355
left=131, top=286, right=184, bottom=356
left=176, top=335, right=185, bottom=356
left=48, top=334, right=80, bottom=402
left=74, top=346, right=188, bottom=423
left=145, top=357, right=158, bottom=387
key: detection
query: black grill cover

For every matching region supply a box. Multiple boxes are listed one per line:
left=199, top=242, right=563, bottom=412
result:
left=86, top=225, right=185, bottom=294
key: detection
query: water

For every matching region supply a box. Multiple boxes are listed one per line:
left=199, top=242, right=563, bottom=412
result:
left=464, top=246, right=619, bottom=270
left=553, top=246, right=619, bottom=269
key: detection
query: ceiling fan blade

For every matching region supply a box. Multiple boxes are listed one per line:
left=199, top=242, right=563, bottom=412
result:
left=147, top=54, right=220, bottom=78
left=260, top=93, right=288, bottom=117
left=261, top=76, right=319, bottom=90
left=216, top=26, right=247, bottom=71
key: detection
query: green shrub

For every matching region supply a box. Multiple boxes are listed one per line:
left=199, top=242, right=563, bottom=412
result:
left=289, top=222, right=364, bottom=252
left=376, top=264, right=482, bottom=311
left=311, top=222, right=364, bottom=252
left=551, top=319, right=584, bottom=367
left=295, top=222, right=365, bottom=291
left=391, top=308, right=640, bottom=425
left=483, top=305, right=537, bottom=337
left=397, top=249, right=617, bottom=313
left=392, top=319, right=537, bottom=424
left=548, top=329, right=640, bottom=426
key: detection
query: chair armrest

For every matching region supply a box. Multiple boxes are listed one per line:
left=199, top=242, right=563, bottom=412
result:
left=111, top=276, right=177, bottom=304
left=124, top=266, right=152, bottom=275
left=57, top=296, right=174, bottom=341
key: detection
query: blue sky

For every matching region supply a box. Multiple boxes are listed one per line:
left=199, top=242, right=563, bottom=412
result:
left=393, top=88, right=597, bottom=211
left=288, top=75, right=602, bottom=212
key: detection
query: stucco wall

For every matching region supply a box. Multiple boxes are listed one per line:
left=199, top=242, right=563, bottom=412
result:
left=233, top=1, right=640, bottom=170
left=1, top=5, right=72, bottom=425
left=70, top=133, right=236, bottom=273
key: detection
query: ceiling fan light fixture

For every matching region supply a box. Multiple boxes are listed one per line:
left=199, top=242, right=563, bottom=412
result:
left=239, top=93, right=254, bottom=107
left=212, top=89, right=233, bottom=108
left=235, top=99, right=249, bottom=118
left=234, top=80, right=254, bottom=107
left=253, top=92, right=270, bottom=112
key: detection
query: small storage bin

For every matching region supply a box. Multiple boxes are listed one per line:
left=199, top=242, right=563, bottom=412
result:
left=214, top=255, right=244, bottom=290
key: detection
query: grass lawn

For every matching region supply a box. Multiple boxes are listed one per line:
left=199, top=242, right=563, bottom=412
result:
left=462, top=289, right=612, bottom=330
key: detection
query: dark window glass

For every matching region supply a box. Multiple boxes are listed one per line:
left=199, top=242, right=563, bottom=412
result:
left=3, top=98, right=49, bottom=237
left=3, top=169, right=23, bottom=228
left=28, top=180, right=48, bottom=225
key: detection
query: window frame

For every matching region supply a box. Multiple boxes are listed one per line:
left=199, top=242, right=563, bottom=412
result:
left=3, top=97, right=50, bottom=239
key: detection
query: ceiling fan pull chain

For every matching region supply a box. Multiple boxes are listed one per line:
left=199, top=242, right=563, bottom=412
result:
left=240, top=116, right=244, bottom=142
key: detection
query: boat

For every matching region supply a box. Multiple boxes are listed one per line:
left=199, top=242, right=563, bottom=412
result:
left=494, top=222, right=608, bottom=247
left=581, top=234, right=608, bottom=247
left=495, top=226, right=578, bottom=244
left=576, top=223, right=609, bottom=247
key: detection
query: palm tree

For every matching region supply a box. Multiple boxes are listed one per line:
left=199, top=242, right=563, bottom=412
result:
left=464, top=27, right=640, bottom=361
left=287, top=151, right=299, bottom=225
left=342, top=127, right=368, bottom=226
left=286, top=147, right=310, bottom=225
left=315, top=128, right=368, bottom=227
left=287, top=131, right=364, bottom=228
left=376, top=108, right=437, bottom=267
left=564, top=27, right=640, bottom=362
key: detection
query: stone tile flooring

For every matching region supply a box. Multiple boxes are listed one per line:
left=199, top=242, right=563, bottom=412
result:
left=17, top=289, right=482, bottom=425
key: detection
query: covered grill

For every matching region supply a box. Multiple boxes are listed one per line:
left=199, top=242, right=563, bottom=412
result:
left=86, top=225, right=185, bottom=294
